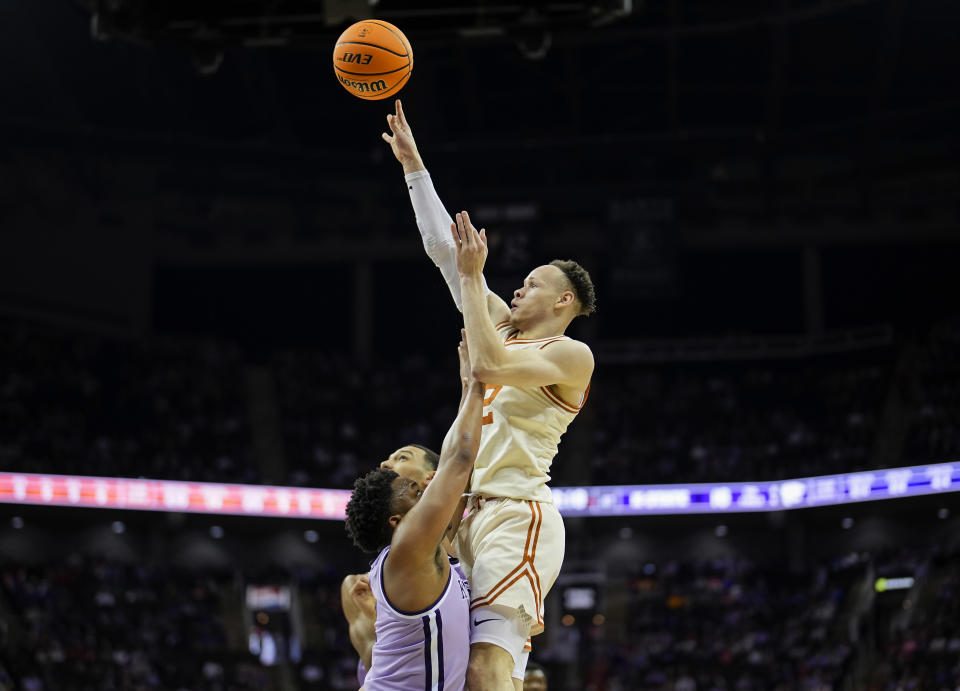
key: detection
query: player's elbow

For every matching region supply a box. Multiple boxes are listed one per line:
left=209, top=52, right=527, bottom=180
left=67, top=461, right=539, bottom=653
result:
left=471, top=364, right=494, bottom=382
left=473, top=364, right=522, bottom=387
left=471, top=358, right=507, bottom=383
left=452, top=441, right=477, bottom=467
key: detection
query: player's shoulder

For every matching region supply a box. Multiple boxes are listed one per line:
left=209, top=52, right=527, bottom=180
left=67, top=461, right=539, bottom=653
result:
left=545, top=335, right=593, bottom=357
left=542, top=337, right=594, bottom=375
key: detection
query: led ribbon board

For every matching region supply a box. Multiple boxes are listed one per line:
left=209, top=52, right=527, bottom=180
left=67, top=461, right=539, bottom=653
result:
left=0, top=462, right=956, bottom=520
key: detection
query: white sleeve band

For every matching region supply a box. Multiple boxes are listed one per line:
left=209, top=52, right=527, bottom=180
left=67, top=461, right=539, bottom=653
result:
left=405, top=169, right=489, bottom=312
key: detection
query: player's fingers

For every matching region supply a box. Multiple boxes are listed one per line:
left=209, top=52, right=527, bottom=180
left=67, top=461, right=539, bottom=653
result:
left=479, top=228, right=487, bottom=247
left=462, top=210, right=478, bottom=238
left=397, top=99, right=408, bottom=127
left=463, top=211, right=480, bottom=249
left=381, top=132, right=392, bottom=143
left=386, top=113, right=398, bottom=134
left=450, top=221, right=462, bottom=247
left=457, top=211, right=470, bottom=247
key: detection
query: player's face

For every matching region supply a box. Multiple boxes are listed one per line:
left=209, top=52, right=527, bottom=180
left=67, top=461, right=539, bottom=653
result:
left=511, top=265, right=568, bottom=323
left=380, top=446, right=432, bottom=487
left=524, top=669, right=547, bottom=691
left=390, top=476, right=423, bottom=519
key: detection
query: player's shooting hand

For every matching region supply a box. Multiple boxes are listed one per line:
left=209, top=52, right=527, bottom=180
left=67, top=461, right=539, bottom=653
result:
left=381, top=99, right=422, bottom=170
left=451, top=210, right=488, bottom=277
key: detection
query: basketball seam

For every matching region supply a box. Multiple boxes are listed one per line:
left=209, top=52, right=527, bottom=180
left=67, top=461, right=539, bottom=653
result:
left=335, top=40, right=408, bottom=58
left=365, top=20, right=411, bottom=56
left=333, top=63, right=410, bottom=77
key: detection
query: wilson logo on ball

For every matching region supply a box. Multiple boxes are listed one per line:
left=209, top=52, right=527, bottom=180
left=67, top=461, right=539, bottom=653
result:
left=337, top=74, right=388, bottom=94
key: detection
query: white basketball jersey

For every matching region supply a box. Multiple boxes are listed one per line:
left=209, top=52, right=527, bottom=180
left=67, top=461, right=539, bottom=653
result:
left=470, top=321, right=589, bottom=503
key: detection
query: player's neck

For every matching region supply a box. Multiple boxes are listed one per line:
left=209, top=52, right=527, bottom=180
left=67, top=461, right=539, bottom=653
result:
left=514, top=317, right=567, bottom=341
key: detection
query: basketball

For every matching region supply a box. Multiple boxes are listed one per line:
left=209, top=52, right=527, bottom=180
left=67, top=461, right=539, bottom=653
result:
left=333, top=20, right=413, bottom=100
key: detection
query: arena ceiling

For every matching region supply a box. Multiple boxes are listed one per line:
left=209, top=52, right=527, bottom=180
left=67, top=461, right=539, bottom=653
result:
left=1, top=0, right=957, bottom=248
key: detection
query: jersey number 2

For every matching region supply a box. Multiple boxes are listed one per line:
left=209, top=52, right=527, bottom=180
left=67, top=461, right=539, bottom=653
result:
left=482, top=385, right=503, bottom=426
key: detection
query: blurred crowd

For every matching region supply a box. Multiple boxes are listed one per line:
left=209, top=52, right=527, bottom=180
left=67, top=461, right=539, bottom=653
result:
left=590, top=353, right=890, bottom=484
left=867, top=550, right=960, bottom=691
left=0, top=557, right=233, bottom=690
left=0, top=316, right=956, bottom=489
left=0, top=322, right=253, bottom=484
left=1, top=542, right=956, bottom=690
left=564, top=553, right=860, bottom=690
left=0, top=555, right=367, bottom=691
left=537, top=545, right=960, bottom=691
left=903, top=317, right=960, bottom=464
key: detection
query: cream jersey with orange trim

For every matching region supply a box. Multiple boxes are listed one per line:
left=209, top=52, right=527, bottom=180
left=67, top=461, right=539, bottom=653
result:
left=470, top=321, right=590, bottom=503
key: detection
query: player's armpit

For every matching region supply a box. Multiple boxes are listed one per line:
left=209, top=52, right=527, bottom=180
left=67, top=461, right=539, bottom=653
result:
left=473, top=338, right=594, bottom=390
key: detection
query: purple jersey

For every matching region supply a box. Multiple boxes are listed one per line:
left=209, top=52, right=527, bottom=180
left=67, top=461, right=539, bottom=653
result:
left=365, top=546, right=471, bottom=690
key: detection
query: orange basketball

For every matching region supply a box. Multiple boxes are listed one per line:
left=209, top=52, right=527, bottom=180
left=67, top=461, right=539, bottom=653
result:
left=332, top=20, right=413, bottom=101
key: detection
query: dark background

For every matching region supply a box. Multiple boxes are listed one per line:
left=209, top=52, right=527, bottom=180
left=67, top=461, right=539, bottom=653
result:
left=1, top=2, right=959, bottom=689
left=1, top=0, right=957, bottom=355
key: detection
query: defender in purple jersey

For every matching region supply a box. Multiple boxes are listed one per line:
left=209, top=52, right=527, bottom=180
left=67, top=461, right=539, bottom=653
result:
left=341, top=444, right=440, bottom=679
left=345, top=333, right=482, bottom=691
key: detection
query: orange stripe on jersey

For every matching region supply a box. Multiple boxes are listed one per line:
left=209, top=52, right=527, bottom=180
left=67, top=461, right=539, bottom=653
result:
left=470, top=502, right=546, bottom=627
left=528, top=502, right=545, bottom=625
left=495, top=319, right=512, bottom=329
left=537, top=338, right=567, bottom=350
left=579, top=380, right=592, bottom=408
left=471, top=507, right=539, bottom=606
left=540, top=385, right=581, bottom=414
left=504, top=332, right=570, bottom=344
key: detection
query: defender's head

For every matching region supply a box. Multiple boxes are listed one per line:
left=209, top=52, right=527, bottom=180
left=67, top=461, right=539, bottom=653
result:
left=510, top=260, right=596, bottom=329
left=344, top=468, right=423, bottom=554
left=379, top=444, right=438, bottom=489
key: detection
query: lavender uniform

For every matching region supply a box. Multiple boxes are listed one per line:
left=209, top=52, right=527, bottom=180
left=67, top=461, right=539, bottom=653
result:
left=363, top=546, right=471, bottom=690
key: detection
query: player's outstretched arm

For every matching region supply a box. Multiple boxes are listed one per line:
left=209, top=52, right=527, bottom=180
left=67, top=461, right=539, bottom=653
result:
left=389, top=336, right=484, bottom=569
left=382, top=99, right=492, bottom=313
left=452, top=211, right=594, bottom=390
left=340, top=573, right=376, bottom=670
left=441, top=329, right=476, bottom=552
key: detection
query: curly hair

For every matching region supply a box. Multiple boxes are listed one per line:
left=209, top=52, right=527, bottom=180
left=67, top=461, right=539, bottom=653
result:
left=345, top=468, right=399, bottom=554
left=550, top=259, right=596, bottom=316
